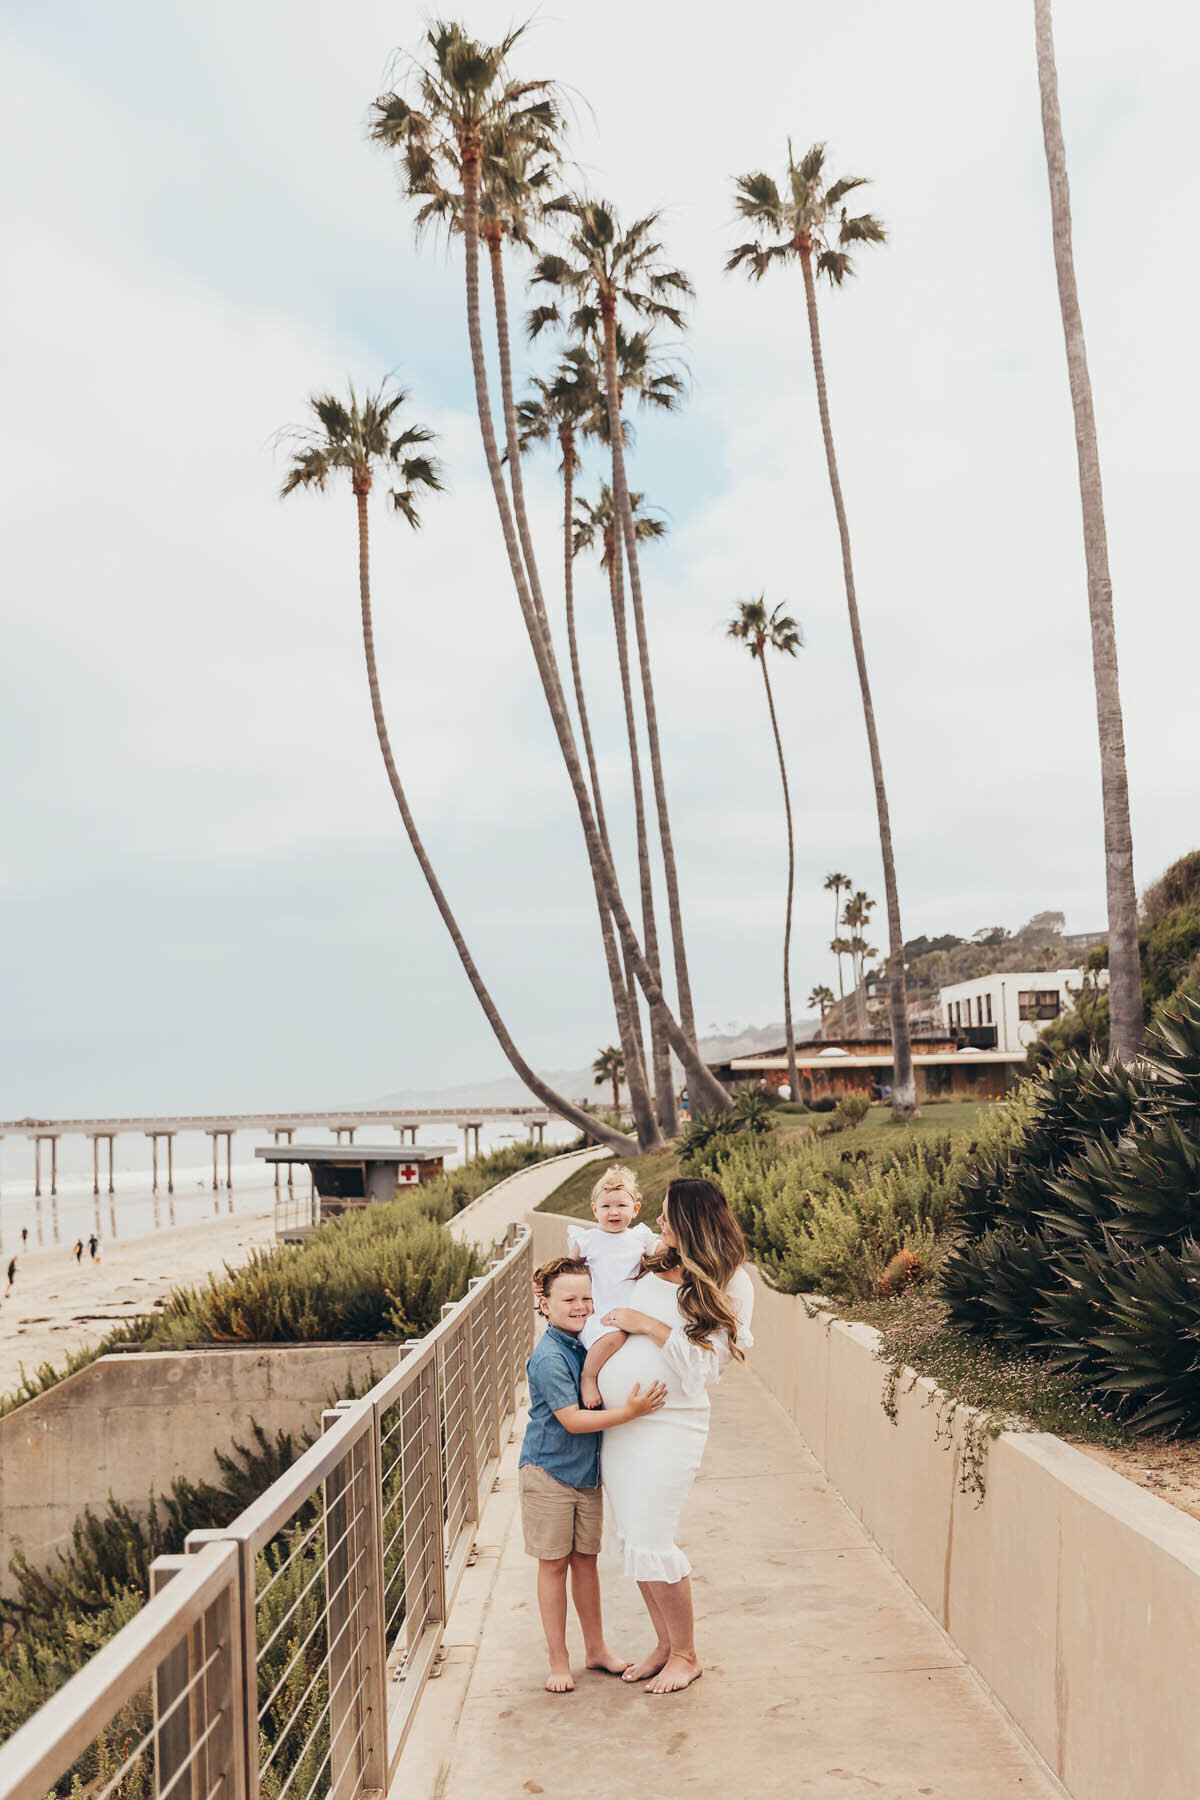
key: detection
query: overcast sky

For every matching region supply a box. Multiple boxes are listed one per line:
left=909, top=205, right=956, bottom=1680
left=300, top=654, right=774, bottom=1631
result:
left=1, top=1, right=1195, bottom=1114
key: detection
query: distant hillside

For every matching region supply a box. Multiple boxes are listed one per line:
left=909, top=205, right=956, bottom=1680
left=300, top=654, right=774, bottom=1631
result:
left=371, top=1018, right=819, bottom=1110
left=819, top=909, right=1105, bottom=1037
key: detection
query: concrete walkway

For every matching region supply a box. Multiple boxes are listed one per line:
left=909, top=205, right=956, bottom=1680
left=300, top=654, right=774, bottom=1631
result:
left=400, top=1363, right=1063, bottom=1800
left=402, top=1147, right=1062, bottom=1797
left=448, top=1145, right=606, bottom=1251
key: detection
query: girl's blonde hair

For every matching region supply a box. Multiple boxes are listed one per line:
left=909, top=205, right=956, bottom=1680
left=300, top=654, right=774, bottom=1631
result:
left=642, top=1177, right=746, bottom=1362
left=589, top=1163, right=641, bottom=1206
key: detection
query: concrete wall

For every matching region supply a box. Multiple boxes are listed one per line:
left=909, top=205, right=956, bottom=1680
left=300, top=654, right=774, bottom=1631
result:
left=532, top=1208, right=1200, bottom=1800
left=749, top=1271, right=1200, bottom=1800
left=0, top=1343, right=390, bottom=1594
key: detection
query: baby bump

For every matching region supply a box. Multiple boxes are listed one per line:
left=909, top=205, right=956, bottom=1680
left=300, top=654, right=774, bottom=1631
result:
left=597, top=1333, right=672, bottom=1408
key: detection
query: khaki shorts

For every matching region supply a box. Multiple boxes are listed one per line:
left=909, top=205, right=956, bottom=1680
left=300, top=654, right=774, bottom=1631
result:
left=519, top=1463, right=603, bottom=1560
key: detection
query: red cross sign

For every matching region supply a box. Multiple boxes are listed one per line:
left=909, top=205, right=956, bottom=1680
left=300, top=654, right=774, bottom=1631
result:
left=398, top=1163, right=418, bottom=1184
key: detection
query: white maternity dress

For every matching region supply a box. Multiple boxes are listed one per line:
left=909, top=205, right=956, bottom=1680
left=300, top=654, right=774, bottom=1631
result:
left=597, top=1266, right=755, bottom=1583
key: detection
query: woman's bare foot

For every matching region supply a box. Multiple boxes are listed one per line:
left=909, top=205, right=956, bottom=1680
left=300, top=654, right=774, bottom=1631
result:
left=585, top=1648, right=631, bottom=1676
left=545, top=1664, right=575, bottom=1693
left=646, top=1653, right=702, bottom=1695
left=621, top=1645, right=671, bottom=1683
left=580, top=1372, right=603, bottom=1409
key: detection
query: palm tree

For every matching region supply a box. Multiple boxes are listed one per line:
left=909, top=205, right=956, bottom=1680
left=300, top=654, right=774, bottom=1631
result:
left=729, top=144, right=916, bottom=1115
left=727, top=597, right=804, bottom=1099
left=278, top=381, right=635, bottom=1156
left=573, top=482, right=677, bottom=1128
left=824, top=872, right=851, bottom=1022
left=371, top=26, right=730, bottom=1129
left=531, top=198, right=700, bottom=1055
left=808, top=984, right=835, bottom=1034
left=842, top=890, right=877, bottom=1035
left=1032, top=0, right=1143, bottom=1060
left=511, top=351, right=654, bottom=1123
left=515, top=338, right=680, bottom=1133
left=592, top=1045, right=625, bottom=1113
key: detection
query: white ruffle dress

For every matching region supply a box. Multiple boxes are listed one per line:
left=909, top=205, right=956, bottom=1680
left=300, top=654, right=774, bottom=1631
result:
left=597, top=1266, right=755, bottom=1583
left=568, top=1223, right=658, bottom=1351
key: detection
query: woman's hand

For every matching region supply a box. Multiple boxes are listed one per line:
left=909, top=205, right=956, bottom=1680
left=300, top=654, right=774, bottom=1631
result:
left=603, top=1308, right=670, bottom=1347
left=602, top=1307, right=653, bottom=1334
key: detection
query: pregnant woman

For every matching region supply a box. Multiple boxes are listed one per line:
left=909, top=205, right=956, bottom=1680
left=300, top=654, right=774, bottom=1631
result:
left=597, top=1175, right=754, bottom=1695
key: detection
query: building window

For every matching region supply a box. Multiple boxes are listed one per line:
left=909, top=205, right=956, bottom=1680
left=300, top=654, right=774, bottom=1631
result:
left=985, top=993, right=993, bottom=1024
left=1018, top=989, right=1062, bottom=1022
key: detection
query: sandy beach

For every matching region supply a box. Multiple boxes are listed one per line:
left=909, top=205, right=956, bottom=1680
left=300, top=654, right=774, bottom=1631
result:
left=0, top=1209, right=276, bottom=1399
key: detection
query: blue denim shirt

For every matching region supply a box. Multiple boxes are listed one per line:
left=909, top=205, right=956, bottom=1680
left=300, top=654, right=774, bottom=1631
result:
left=519, top=1325, right=600, bottom=1490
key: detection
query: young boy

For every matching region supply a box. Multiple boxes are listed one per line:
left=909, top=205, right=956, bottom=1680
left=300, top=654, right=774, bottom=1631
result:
left=522, top=1255, right=667, bottom=1692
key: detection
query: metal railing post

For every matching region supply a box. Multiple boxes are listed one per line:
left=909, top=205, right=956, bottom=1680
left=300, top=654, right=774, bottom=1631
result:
left=159, top=1540, right=248, bottom=1800
left=150, top=1556, right=195, bottom=1800
left=321, top=1409, right=386, bottom=1800
left=405, top=1361, right=447, bottom=1655
left=447, top=1304, right=479, bottom=1530
left=185, top=1529, right=255, bottom=1800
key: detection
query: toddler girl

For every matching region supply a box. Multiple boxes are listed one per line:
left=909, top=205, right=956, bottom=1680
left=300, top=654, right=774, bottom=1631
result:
left=569, top=1165, right=658, bottom=1409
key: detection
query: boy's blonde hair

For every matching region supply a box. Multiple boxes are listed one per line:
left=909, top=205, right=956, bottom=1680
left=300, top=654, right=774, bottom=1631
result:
left=589, top=1163, right=641, bottom=1206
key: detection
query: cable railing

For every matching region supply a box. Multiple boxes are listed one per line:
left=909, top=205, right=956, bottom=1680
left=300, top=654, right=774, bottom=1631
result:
left=0, top=1221, right=535, bottom=1800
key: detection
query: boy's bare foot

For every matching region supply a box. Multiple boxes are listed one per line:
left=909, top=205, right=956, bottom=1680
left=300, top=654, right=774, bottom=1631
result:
left=545, top=1665, right=575, bottom=1693
left=585, top=1648, right=631, bottom=1676
left=646, top=1654, right=702, bottom=1695
left=621, top=1646, right=670, bottom=1683
left=580, top=1372, right=603, bottom=1409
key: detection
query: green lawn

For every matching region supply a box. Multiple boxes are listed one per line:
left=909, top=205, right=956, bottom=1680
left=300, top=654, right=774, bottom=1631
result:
left=537, top=1099, right=998, bottom=1225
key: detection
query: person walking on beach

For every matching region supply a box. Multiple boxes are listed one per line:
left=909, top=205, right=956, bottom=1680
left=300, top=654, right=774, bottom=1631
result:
left=73, top=1239, right=84, bottom=1264
left=4, top=1257, right=15, bottom=1297
left=88, top=1233, right=99, bottom=1262
left=20, top=1228, right=28, bottom=1249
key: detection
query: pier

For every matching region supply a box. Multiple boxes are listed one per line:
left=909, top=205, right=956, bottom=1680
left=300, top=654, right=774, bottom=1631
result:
left=0, top=1106, right=557, bottom=1197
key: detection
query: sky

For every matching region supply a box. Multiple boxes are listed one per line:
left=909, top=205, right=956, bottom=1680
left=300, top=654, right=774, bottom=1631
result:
left=1, top=0, right=1196, bottom=1114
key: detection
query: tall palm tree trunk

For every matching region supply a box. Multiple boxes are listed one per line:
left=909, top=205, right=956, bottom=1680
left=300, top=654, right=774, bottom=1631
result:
left=353, top=483, right=635, bottom=1154
left=853, top=935, right=868, bottom=1038
left=1033, top=0, right=1143, bottom=1061
left=833, top=886, right=846, bottom=1026
left=799, top=246, right=915, bottom=1114
left=560, top=429, right=651, bottom=1109
left=485, top=237, right=656, bottom=1140
left=607, top=521, right=678, bottom=1135
left=599, top=306, right=699, bottom=1053
left=459, top=153, right=730, bottom=1119
left=758, top=653, right=799, bottom=1098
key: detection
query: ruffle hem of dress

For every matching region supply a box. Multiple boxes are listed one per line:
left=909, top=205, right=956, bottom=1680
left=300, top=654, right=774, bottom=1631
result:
left=606, top=1521, right=693, bottom=1584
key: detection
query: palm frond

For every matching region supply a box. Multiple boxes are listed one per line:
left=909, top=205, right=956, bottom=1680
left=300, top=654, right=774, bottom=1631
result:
left=826, top=175, right=868, bottom=206
left=527, top=302, right=561, bottom=339
left=816, top=248, right=853, bottom=285
left=839, top=210, right=887, bottom=247
left=732, top=171, right=784, bottom=229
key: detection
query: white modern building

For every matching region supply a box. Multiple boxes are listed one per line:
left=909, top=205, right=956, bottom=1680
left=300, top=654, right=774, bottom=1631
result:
left=938, top=970, right=1102, bottom=1052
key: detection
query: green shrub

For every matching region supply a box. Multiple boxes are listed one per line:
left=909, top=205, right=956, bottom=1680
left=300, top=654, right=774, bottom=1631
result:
left=697, top=1130, right=963, bottom=1301
left=152, top=1198, right=478, bottom=1344
left=821, top=1093, right=871, bottom=1134
left=942, top=994, right=1200, bottom=1434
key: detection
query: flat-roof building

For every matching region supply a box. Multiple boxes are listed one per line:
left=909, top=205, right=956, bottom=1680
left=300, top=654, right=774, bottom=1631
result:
left=256, top=1142, right=455, bottom=1239
left=938, top=969, right=1102, bottom=1053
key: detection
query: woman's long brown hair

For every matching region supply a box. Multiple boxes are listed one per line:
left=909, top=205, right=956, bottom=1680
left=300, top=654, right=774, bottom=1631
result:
left=642, top=1177, right=747, bottom=1361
